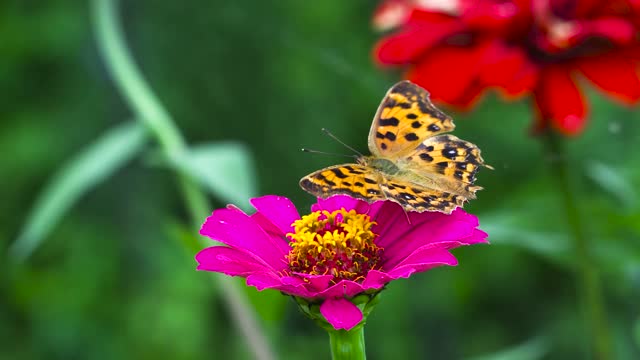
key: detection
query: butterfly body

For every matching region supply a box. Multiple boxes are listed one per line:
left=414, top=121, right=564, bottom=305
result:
left=363, top=157, right=400, bottom=175
left=300, top=81, right=490, bottom=214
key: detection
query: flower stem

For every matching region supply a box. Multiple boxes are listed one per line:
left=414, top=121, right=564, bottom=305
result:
left=91, top=1, right=275, bottom=359
left=544, top=132, right=612, bottom=360
left=328, top=327, right=367, bottom=360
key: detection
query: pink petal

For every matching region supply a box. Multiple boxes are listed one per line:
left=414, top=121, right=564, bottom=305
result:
left=250, top=195, right=300, bottom=235
left=245, top=273, right=313, bottom=297
left=460, top=229, right=490, bottom=246
left=379, top=214, right=478, bottom=269
left=373, top=202, right=476, bottom=249
left=200, top=207, right=290, bottom=270
left=387, top=248, right=459, bottom=279
left=361, top=270, right=393, bottom=290
left=293, top=273, right=334, bottom=292
left=370, top=201, right=411, bottom=244
left=320, top=298, right=363, bottom=331
left=318, top=280, right=366, bottom=299
left=195, top=246, right=274, bottom=275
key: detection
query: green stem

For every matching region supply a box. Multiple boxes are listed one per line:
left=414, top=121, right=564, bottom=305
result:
left=328, top=327, right=366, bottom=360
left=92, top=1, right=274, bottom=359
left=544, top=132, right=612, bottom=360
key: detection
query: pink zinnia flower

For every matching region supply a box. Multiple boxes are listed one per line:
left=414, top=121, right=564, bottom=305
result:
left=196, top=195, right=487, bottom=331
left=374, top=0, right=640, bottom=135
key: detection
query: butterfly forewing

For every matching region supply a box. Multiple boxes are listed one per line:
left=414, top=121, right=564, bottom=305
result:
left=368, top=81, right=455, bottom=158
left=299, top=164, right=385, bottom=202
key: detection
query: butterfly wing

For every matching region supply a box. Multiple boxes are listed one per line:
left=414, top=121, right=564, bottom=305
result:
left=299, top=164, right=386, bottom=203
left=399, top=134, right=491, bottom=201
left=368, top=80, right=455, bottom=159
left=379, top=178, right=465, bottom=214
left=300, top=81, right=489, bottom=214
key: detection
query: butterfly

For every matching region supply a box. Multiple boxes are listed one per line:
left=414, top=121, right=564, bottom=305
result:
left=299, top=80, right=491, bottom=214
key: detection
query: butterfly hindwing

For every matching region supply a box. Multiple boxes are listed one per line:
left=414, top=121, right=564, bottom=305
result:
left=368, top=80, right=455, bottom=158
left=402, top=134, right=489, bottom=198
left=299, top=164, right=385, bottom=202
left=380, top=178, right=464, bottom=214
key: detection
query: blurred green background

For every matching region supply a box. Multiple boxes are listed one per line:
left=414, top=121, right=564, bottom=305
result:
left=2, top=1, right=640, bottom=359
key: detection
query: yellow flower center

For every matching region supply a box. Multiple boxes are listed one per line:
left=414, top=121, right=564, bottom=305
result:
left=287, top=209, right=382, bottom=284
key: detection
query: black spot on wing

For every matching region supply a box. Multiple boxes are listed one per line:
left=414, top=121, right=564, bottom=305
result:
left=315, top=173, right=336, bottom=186
left=330, top=168, right=348, bottom=179
left=399, top=192, right=416, bottom=201
left=419, top=153, right=433, bottom=162
left=404, top=133, right=419, bottom=141
left=442, top=147, right=457, bottom=159
left=385, top=132, right=396, bottom=141
left=379, top=117, right=400, bottom=127
left=427, top=124, right=441, bottom=132
left=388, top=182, right=406, bottom=189
left=343, top=165, right=365, bottom=175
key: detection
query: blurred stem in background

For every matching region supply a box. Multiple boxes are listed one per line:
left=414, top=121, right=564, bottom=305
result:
left=92, top=0, right=275, bottom=359
left=544, top=132, right=612, bottom=360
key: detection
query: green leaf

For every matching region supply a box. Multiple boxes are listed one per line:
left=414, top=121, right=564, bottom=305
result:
left=168, top=142, right=257, bottom=209
left=466, top=336, right=549, bottom=360
left=9, top=121, right=147, bottom=261
left=584, top=161, right=636, bottom=210
left=479, top=211, right=571, bottom=259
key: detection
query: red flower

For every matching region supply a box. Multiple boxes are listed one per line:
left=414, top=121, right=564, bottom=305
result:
left=374, top=0, right=640, bottom=135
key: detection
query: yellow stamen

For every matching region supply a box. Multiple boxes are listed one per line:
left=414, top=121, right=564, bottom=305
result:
left=287, top=209, right=382, bottom=283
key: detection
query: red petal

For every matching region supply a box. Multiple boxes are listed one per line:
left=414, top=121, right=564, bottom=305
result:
left=477, top=40, right=539, bottom=97
left=375, top=19, right=462, bottom=65
left=534, top=65, right=588, bottom=135
left=461, top=0, right=520, bottom=32
left=577, top=53, right=640, bottom=104
left=372, top=0, right=413, bottom=31
left=572, top=0, right=605, bottom=17
left=407, top=44, right=487, bottom=108
left=569, top=17, right=635, bottom=46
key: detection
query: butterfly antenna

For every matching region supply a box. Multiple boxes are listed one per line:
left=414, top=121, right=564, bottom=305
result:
left=321, top=128, right=364, bottom=157
left=301, top=148, right=358, bottom=159
left=402, top=208, right=412, bottom=225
